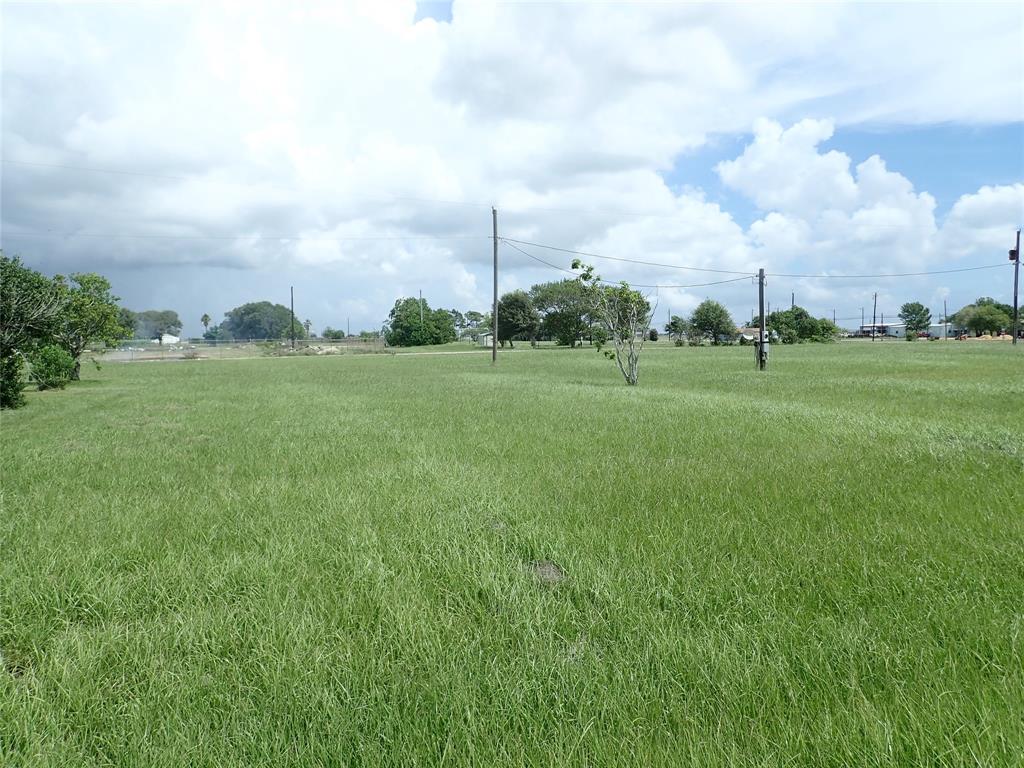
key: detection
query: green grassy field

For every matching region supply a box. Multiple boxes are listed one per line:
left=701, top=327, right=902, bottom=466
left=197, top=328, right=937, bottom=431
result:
left=2, top=343, right=1022, bottom=766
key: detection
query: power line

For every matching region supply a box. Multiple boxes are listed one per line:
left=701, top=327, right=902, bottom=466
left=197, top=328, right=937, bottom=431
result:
left=500, top=240, right=752, bottom=290
left=500, top=237, right=754, bottom=275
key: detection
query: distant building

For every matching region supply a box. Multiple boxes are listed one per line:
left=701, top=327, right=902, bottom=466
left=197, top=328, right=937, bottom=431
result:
left=477, top=332, right=493, bottom=347
left=155, top=333, right=180, bottom=345
left=736, top=327, right=759, bottom=342
left=856, top=323, right=904, bottom=338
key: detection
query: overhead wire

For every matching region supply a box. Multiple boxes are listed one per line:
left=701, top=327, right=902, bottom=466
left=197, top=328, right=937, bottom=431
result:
left=500, top=237, right=754, bottom=275
left=500, top=239, right=753, bottom=290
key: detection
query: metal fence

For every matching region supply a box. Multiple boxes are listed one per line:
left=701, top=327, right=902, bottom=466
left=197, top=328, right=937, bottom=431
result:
left=95, top=337, right=388, bottom=363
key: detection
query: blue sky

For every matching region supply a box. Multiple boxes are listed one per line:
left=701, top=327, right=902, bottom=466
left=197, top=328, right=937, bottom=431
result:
left=666, top=123, right=1024, bottom=229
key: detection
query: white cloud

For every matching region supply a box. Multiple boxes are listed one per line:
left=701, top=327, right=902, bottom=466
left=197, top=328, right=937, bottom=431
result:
left=2, top=1, right=1021, bottom=334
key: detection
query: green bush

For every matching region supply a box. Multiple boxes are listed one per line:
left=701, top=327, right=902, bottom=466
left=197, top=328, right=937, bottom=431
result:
left=30, top=345, right=74, bottom=390
left=674, top=338, right=684, bottom=347
left=648, top=328, right=659, bottom=341
left=0, top=354, right=27, bottom=409
left=591, top=327, right=610, bottom=351
left=905, top=331, right=918, bottom=342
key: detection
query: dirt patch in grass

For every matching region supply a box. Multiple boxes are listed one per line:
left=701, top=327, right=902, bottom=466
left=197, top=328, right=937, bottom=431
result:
left=529, top=560, right=566, bottom=585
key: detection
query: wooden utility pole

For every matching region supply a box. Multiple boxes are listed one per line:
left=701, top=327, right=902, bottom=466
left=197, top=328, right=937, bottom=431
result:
left=757, top=268, right=767, bottom=371
left=419, top=289, right=423, bottom=326
left=492, top=207, right=498, bottom=364
left=791, top=291, right=794, bottom=310
left=1012, top=229, right=1020, bottom=345
left=943, top=299, right=948, bottom=340
left=872, top=293, right=878, bottom=341
left=290, top=286, right=295, bottom=349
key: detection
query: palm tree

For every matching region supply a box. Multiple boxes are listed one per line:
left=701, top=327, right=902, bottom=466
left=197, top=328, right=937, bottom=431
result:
left=200, top=313, right=211, bottom=331
left=303, top=318, right=312, bottom=337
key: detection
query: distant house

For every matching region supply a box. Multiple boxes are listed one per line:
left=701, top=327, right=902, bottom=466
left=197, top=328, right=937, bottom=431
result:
left=155, top=333, right=180, bottom=345
left=736, top=327, right=759, bottom=342
left=477, top=332, right=493, bottom=347
left=856, top=323, right=904, bottom=338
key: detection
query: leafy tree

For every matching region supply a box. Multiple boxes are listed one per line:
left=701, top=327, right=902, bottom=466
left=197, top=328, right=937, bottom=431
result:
left=134, top=309, right=183, bottom=340
left=448, top=309, right=466, bottom=330
left=358, top=329, right=381, bottom=339
left=303, top=319, right=312, bottom=337
left=203, top=323, right=232, bottom=341
left=322, top=327, right=346, bottom=340
left=52, top=273, right=130, bottom=380
left=574, top=261, right=653, bottom=385
left=119, top=307, right=137, bottom=336
left=464, top=310, right=485, bottom=328
left=898, top=302, right=932, bottom=334
left=1, top=254, right=64, bottom=408
left=496, top=291, right=539, bottom=348
left=664, top=315, right=690, bottom=340
left=529, top=279, right=593, bottom=347
left=760, top=306, right=838, bottom=343
left=384, top=297, right=456, bottom=346
left=648, top=328, right=659, bottom=342
left=690, top=300, right=736, bottom=345
left=200, top=313, right=211, bottom=332
left=29, top=345, right=74, bottom=390
left=959, top=304, right=1011, bottom=336
left=221, top=302, right=305, bottom=340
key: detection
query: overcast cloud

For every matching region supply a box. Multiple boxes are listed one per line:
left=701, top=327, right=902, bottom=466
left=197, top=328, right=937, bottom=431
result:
left=2, top=0, right=1022, bottom=336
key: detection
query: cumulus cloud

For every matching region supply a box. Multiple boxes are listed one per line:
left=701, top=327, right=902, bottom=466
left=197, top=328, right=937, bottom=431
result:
left=1, top=1, right=1021, bottom=334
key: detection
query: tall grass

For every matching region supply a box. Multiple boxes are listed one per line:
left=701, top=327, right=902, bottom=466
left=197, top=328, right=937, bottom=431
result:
left=1, top=343, right=1021, bottom=766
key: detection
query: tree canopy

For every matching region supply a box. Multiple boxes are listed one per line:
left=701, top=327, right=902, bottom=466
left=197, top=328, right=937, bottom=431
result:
left=52, top=273, right=129, bottom=379
left=384, top=297, right=456, bottom=346
left=898, top=302, right=932, bottom=333
left=690, top=300, right=736, bottom=344
left=129, top=309, right=183, bottom=340
left=496, top=290, right=539, bottom=347
left=529, top=279, right=593, bottom=346
left=220, top=302, right=304, bottom=340
left=759, top=306, right=839, bottom=344
left=1, top=255, right=65, bottom=408
left=664, top=315, right=690, bottom=340
left=956, top=303, right=1011, bottom=336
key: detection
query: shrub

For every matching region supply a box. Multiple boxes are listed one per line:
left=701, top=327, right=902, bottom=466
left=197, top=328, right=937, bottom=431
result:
left=0, top=354, right=27, bottom=409
left=648, top=328, right=659, bottom=341
left=905, top=331, right=918, bottom=342
left=674, top=338, right=684, bottom=347
left=30, top=345, right=74, bottom=390
left=591, top=327, right=610, bottom=351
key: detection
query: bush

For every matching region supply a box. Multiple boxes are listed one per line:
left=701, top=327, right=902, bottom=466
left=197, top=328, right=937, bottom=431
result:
left=0, top=354, right=27, bottom=409
left=648, top=328, right=659, bottom=341
left=905, top=331, right=918, bottom=342
left=674, top=338, right=684, bottom=347
left=29, top=345, right=74, bottom=390
left=591, top=326, right=610, bottom=351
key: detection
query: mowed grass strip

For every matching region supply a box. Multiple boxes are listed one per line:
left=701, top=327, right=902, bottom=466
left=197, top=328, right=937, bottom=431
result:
left=1, top=343, right=1021, bottom=766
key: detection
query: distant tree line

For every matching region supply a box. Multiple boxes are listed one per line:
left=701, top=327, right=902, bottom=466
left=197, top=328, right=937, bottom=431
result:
left=202, top=302, right=307, bottom=341
left=119, top=308, right=183, bottom=340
